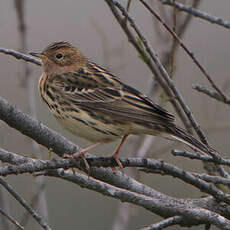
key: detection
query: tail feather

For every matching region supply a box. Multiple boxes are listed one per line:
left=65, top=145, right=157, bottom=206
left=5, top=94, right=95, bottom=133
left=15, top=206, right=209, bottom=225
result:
left=166, top=126, right=213, bottom=156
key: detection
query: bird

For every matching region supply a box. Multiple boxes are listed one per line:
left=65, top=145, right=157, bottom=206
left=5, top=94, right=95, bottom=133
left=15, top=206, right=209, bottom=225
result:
left=30, top=41, right=213, bottom=170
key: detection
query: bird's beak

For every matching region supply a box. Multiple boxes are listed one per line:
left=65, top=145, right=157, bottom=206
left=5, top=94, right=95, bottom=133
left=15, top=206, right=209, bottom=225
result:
left=29, top=51, right=44, bottom=58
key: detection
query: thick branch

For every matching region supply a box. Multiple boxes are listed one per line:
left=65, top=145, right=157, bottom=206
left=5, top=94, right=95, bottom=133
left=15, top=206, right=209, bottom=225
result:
left=1, top=149, right=230, bottom=207
left=41, top=169, right=230, bottom=229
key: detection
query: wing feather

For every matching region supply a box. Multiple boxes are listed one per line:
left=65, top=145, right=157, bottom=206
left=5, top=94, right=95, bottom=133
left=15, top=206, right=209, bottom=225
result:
left=50, top=63, right=175, bottom=126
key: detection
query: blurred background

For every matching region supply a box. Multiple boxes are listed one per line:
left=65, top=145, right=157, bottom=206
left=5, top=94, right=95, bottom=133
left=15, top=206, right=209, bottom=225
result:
left=0, top=0, right=230, bottom=229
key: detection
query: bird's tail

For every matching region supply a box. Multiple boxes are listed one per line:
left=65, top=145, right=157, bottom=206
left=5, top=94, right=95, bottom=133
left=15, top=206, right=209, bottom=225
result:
left=166, top=126, right=214, bottom=156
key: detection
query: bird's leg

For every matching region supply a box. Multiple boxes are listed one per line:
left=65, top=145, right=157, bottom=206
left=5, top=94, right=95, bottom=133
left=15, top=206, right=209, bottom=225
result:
left=64, top=142, right=102, bottom=172
left=112, top=134, right=128, bottom=170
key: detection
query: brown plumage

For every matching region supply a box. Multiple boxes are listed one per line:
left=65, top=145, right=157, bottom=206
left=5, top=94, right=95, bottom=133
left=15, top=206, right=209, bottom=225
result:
left=30, top=41, right=212, bottom=170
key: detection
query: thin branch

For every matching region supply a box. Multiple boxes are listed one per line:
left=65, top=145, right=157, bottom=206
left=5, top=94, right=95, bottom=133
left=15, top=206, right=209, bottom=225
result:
left=157, top=0, right=230, bottom=29
left=172, top=150, right=230, bottom=167
left=193, top=84, right=230, bottom=105
left=141, top=216, right=183, bottom=230
left=192, top=173, right=230, bottom=186
left=173, top=0, right=201, bottom=39
left=0, top=178, right=51, bottom=230
left=0, top=209, right=24, bottom=230
left=0, top=188, right=12, bottom=230
left=20, top=178, right=47, bottom=228
left=0, top=48, right=41, bottom=65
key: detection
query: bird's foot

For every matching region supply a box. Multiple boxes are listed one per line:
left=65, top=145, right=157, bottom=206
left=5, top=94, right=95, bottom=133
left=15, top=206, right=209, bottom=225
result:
left=63, top=150, right=90, bottom=173
left=73, top=150, right=90, bottom=173
left=63, top=142, right=102, bottom=173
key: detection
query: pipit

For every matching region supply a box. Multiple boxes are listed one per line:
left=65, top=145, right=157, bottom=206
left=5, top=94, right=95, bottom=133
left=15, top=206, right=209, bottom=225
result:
left=30, top=41, right=213, bottom=170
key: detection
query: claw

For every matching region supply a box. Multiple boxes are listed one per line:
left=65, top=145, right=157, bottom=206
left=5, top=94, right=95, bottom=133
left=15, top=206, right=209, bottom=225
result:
left=113, top=156, right=123, bottom=170
left=73, top=151, right=90, bottom=172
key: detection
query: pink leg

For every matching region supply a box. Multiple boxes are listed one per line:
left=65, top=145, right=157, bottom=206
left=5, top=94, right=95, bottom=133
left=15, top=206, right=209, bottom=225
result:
left=112, top=135, right=128, bottom=169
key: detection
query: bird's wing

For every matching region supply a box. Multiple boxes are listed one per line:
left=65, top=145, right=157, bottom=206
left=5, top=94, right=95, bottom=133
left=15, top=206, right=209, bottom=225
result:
left=52, top=63, right=174, bottom=125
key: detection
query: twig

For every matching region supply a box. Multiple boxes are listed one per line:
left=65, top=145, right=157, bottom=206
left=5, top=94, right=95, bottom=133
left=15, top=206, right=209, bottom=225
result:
left=172, top=0, right=201, bottom=39
left=0, top=189, right=12, bottom=230
left=193, top=84, right=230, bottom=105
left=0, top=48, right=41, bottom=65
left=169, top=0, right=177, bottom=77
left=141, top=216, right=183, bottom=230
left=20, top=178, right=46, bottom=227
left=157, top=0, right=230, bottom=29
left=0, top=209, right=24, bottom=230
left=192, top=173, right=230, bottom=186
left=0, top=178, right=51, bottom=230
left=172, top=149, right=230, bottom=181
left=145, top=167, right=230, bottom=186
left=172, top=150, right=230, bottom=167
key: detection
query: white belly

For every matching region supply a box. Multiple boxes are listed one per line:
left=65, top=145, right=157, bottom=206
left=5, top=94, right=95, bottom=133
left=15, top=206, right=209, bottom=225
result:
left=52, top=109, right=130, bottom=143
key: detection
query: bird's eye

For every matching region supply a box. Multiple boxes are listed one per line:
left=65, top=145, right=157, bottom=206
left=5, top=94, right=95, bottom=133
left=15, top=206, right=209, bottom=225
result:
left=56, top=53, right=63, bottom=59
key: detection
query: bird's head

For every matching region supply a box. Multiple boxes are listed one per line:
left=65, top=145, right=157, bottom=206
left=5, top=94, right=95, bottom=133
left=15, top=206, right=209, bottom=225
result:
left=29, top=41, right=86, bottom=73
